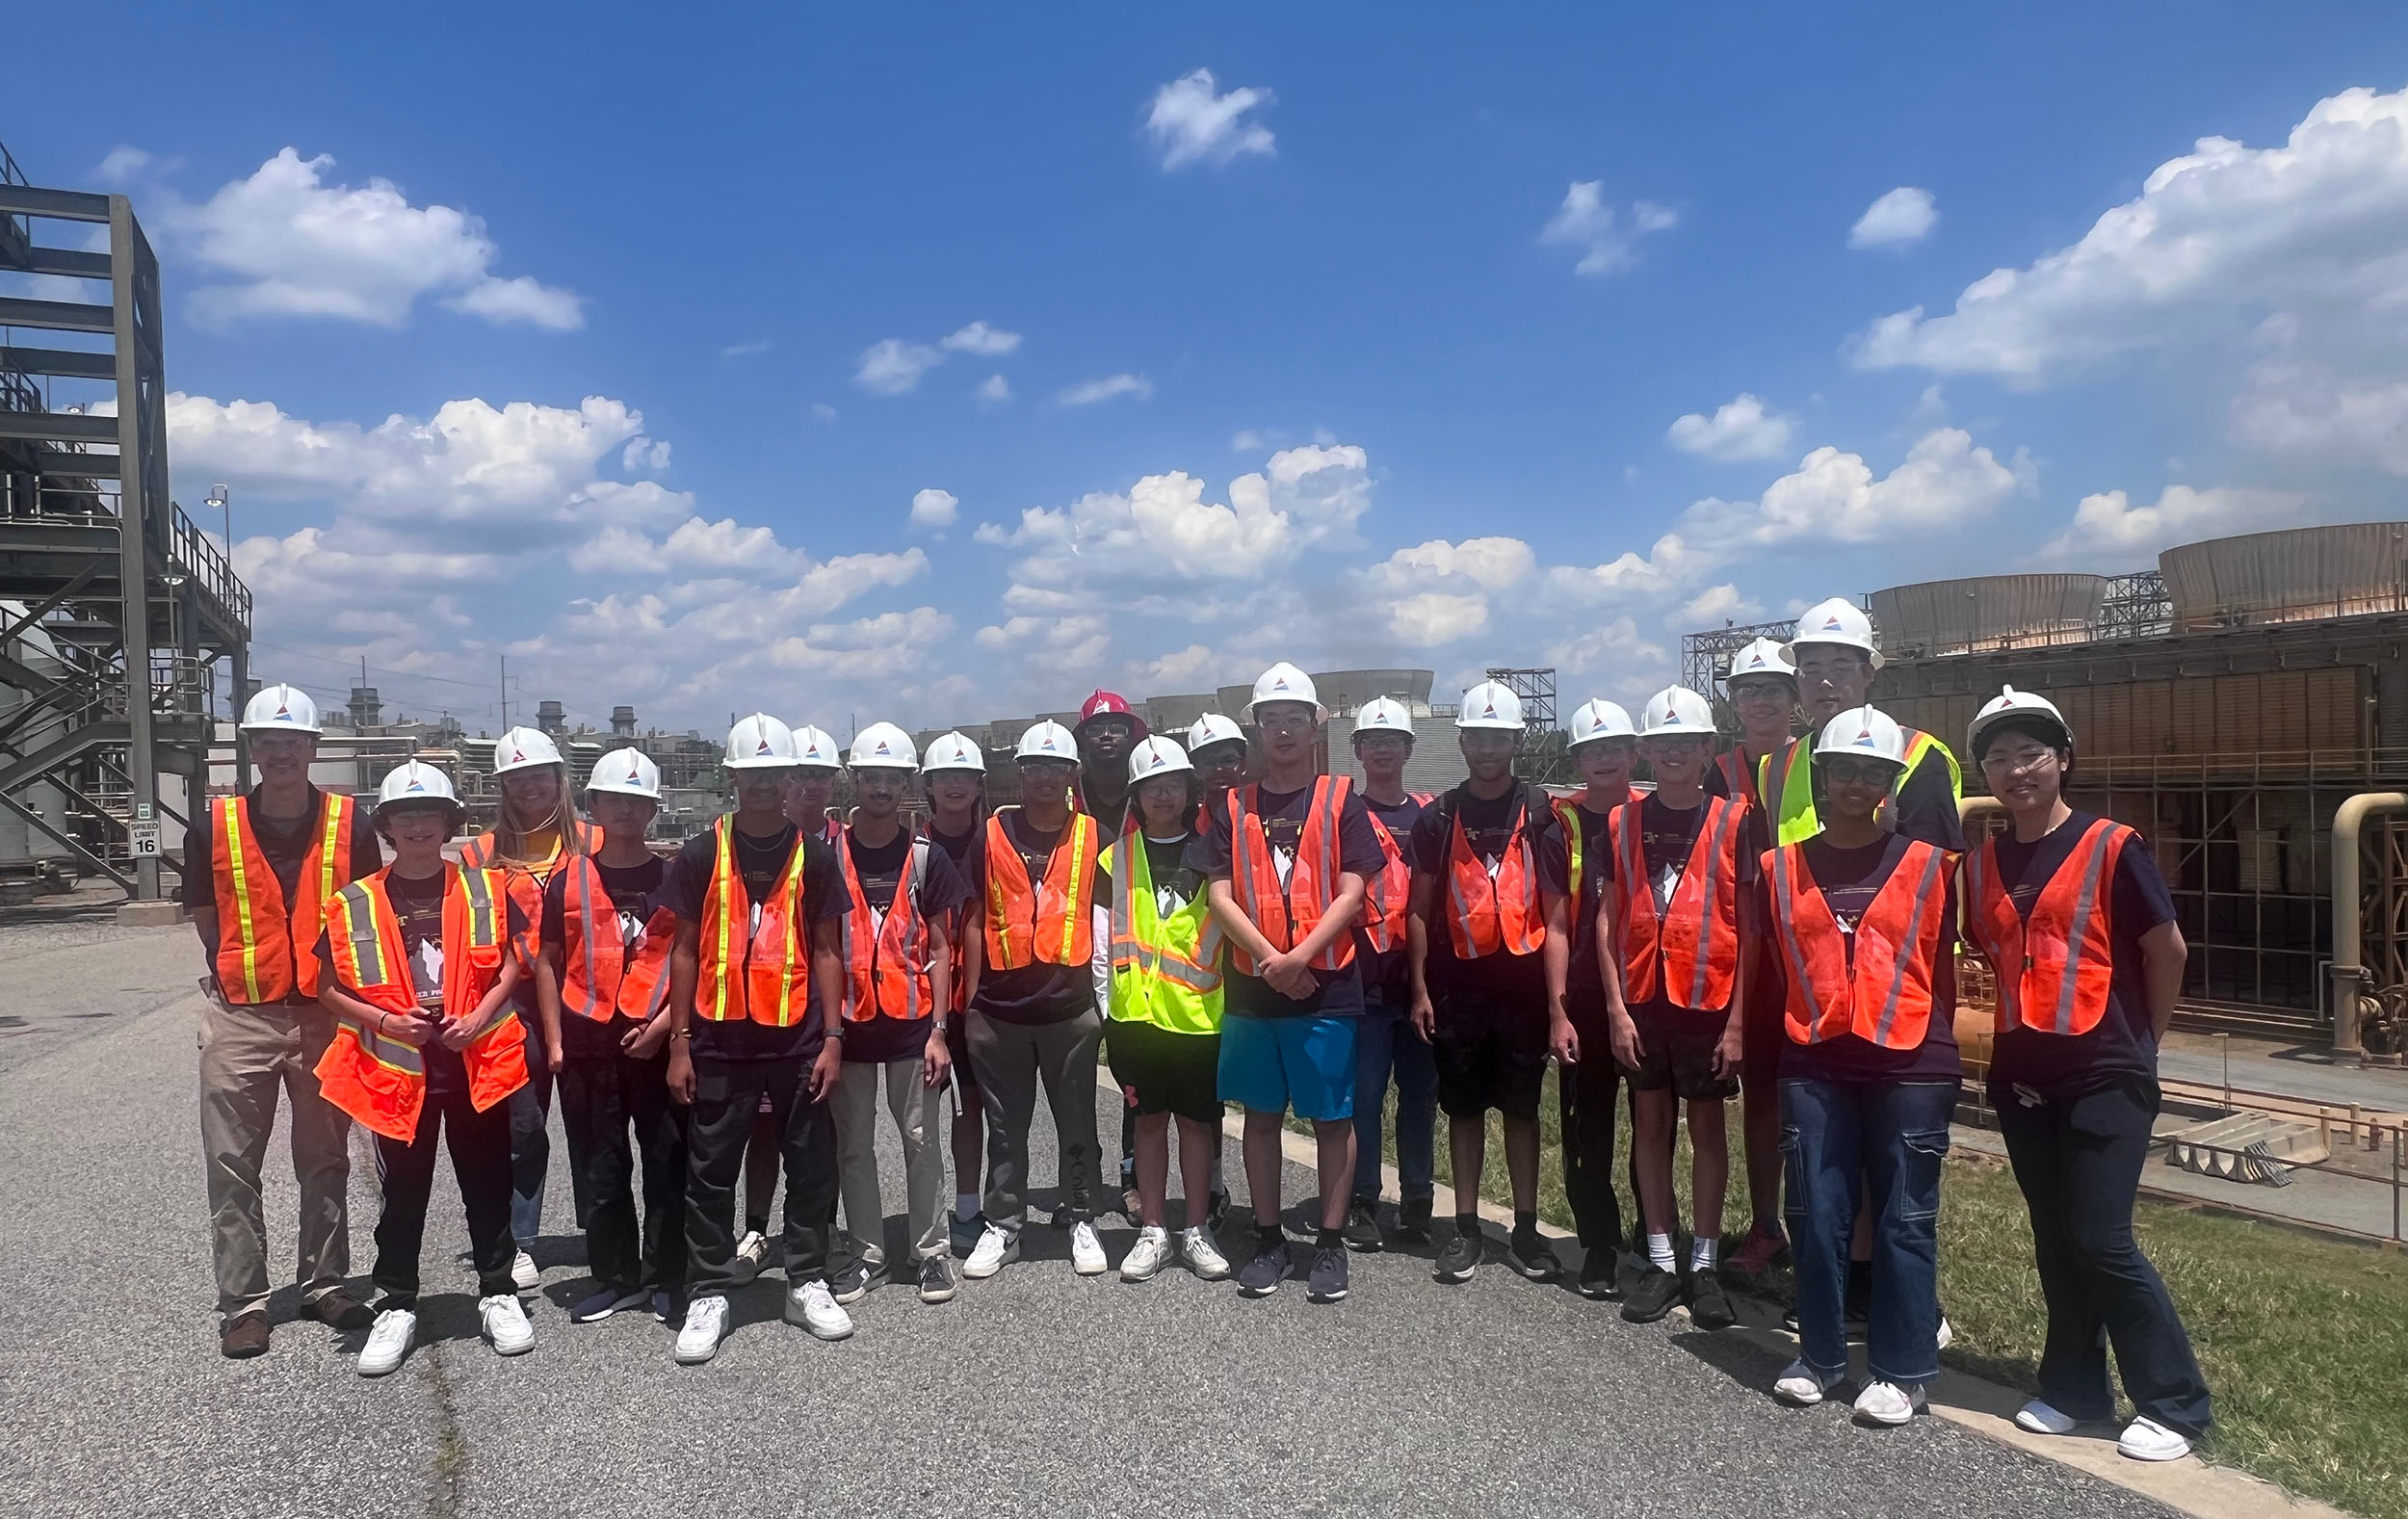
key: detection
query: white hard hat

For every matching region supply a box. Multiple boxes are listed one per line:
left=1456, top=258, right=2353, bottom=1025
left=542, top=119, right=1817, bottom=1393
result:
left=1245, top=662, right=1324, bottom=721
left=1567, top=698, right=1636, bottom=747
left=791, top=723, right=842, bottom=770
left=240, top=683, right=322, bottom=734
left=724, top=713, right=800, bottom=770
left=1638, top=687, right=1718, bottom=738
left=1782, top=596, right=1886, bottom=669
left=1353, top=696, right=1415, bottom=739
left=1127, top=736, right=1193, bottom=783
left=920, top=730, right=987, bottom=774
left=1816, top=705, right=1907, bottom=767
left=376, top=759, right=459, bottom=809
left=1726, top=637, right=1795, bottom=686
left=492, top=726, right=563, bottom=776
left=1455, top=680, right=1526, bottom=731
left=849, top=721, right=918, bottom=770
left=1967, top=685, right=2071, bottom=761
left=1186, top=713, right=1244, bottom=753
left=588, top=746, right=662, bottom=799
left=1015, top=720, right=1079, bottom=763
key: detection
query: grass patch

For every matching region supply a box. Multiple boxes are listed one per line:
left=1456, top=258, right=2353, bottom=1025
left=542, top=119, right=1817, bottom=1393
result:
left=1296, top=1069, right=2408, bottom=1519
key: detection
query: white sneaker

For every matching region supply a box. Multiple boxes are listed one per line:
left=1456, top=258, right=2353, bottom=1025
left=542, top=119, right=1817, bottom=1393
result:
left=357, top=1308, right=416, bottom=1376
left=674, top=1295, right=729, bottom=1365
left=510, top=1250, right=539, bottom=1292
left=788, top=1280, right=854, bottom=1342
left=961, top=1223, right=1016, bottom=1279
left=2015, top=1398, right=2080, bottom=1435
left=1772, top=1359, right=1842, bottom=1406
left=479, top=1294, right=535, bottom=1355
left=1936, top=1315, right=1953, bottom=1350
left=1181, top=1226, right=1231, bottom=1281
left=1853, top=1380, right=1926, bottom=1426
left=730, top=1230, right=770, bottom=1285
left=1070, top=1220, right=1108, bottom=1276
left=1120, top=1226, right=1172, bottom=1282
left=2118, top=1416, right=2192, bottom=1462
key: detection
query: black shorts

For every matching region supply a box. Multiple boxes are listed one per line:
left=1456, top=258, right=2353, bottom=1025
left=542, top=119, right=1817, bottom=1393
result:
left=1741, top=945, right=1786, bottom=1090
left=1106, top=1019, right=1223, bottom=1125
left=1430, top=988, right=1549, bottom=1120
left=1623, top=1017, right=1740, bottom=1102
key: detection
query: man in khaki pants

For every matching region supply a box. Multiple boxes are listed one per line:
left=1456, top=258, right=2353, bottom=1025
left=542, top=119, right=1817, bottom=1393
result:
left=187, top=684, right=382, bottom=1356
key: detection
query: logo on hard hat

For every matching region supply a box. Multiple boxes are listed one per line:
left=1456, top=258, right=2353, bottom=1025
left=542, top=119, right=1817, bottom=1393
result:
left=510, top=746, right=526, bottom=764
left=1823, top=614, right=1845, bottom=630
left=406, top=773, right=426, bottom=792
left=275, top=699, right=292, bottom=720
left=755, top=735, right=772, bottom=754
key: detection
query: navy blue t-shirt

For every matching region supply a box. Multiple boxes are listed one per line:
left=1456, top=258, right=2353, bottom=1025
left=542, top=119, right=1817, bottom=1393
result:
left=1359, top=792, right=1430, bottom=1009
left=1406, top=785, right=1572, bottom=1006
left=663, top=823, right=851, bottom=1061
left=1190, top=780, right=1387, bottom=1018
left=1774, top=833, right=1962, bottom=1085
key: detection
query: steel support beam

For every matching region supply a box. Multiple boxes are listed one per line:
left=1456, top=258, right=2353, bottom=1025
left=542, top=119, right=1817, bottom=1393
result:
left=0, top=560, right=101, bottom=646
left=26, top=448, right=119, bottom=479
left=0, top=720, right=129, bottom=798
left=0, top=345, right=114, bottom=380
left=0, top=184, right=112, bottom=221
left=0, top=792, right=130, bottom=894
left=21, top=247, right=112, bottom=280
left=110, top=196, right=160, bottom=901
left=0, top=411, right=118, bottom=443
left=0, top=296, right=113, bottom=333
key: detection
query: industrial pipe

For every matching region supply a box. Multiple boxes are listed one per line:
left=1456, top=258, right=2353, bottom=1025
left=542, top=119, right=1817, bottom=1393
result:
left=2329, top=792, right=2408, bottom=1058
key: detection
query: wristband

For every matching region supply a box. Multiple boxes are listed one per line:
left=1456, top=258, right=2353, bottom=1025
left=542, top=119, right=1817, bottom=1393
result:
left=670, top=1029, right=693, bottom=1040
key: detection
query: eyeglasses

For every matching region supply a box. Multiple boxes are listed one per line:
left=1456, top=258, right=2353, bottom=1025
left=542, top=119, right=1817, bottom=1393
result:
left=1980, top=747, right=2060, bottom=777
left=1256, top=713, right=1315, bottom=735
left=1819, top=756, right=1898, bottom=785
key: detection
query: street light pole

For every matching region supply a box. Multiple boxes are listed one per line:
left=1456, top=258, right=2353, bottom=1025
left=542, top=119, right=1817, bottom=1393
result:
left=205, top=484, right=244, bottom=784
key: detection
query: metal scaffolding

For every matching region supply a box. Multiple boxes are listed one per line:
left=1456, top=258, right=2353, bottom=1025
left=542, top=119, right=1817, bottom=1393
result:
left=1483, top=666, right=1558, bottom=730
left=1, top=156, right=249, bottom=904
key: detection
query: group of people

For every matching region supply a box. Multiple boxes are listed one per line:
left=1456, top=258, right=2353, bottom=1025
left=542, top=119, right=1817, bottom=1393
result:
left=193, top=596, right=2212, bottom=1458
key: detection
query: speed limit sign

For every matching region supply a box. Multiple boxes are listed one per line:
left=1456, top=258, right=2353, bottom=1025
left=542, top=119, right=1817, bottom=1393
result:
left=129, top=821, right=162, bottom=858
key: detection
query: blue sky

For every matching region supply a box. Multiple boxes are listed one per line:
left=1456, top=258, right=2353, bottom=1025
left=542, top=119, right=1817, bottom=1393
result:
left=10, top=4, right=2408, bottom=737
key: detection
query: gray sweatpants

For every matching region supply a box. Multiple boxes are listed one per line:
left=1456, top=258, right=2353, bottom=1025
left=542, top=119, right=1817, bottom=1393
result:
left=963, top=1008, right=1103, bottom=1238
left=198, top=1001, right=353, bottom=1319
left=832, top=1056, right=948, bottom=1270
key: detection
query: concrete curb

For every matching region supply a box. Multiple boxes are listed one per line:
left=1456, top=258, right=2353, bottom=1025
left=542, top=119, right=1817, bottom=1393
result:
left=1239, top=1112, right=2353, bottom=1519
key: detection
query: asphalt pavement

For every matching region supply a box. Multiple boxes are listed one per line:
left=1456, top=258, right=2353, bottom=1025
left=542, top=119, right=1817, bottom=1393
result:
left=0, top=917, right=2185, bottom=1519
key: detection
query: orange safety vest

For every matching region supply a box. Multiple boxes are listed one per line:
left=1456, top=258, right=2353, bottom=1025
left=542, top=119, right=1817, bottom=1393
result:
left=554, top=854, right=676, bottom=1023
left=313, top=865, right=527, bottom=1141
left=835, top=828, right=938, bottom=1022
left=1228, top=776, right=1359, bottom=975
left=982, top=810, right=1098, bottom=971
left=1766, top=839, right=1953, bottom=1049
left=459, top=819, right=598, bottom=969
left=1714, top=748, right=1762, bottom=808
left=1962, top=817, right=2131, bottom=1036
left=210, top=790, right=358, bottom=1004
left=1355, top=792, right=1432, bottom=955
left=1608, top=796, right=1744, bottom=1009
left=922, top=825, right=979, bottom=1013
left=694, top=817, right=815, bottom=1026
left=1441, top=790, right=1548, bottom=958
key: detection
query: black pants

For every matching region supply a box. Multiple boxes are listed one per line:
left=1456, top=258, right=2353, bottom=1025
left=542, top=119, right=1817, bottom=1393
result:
left=373, top=1078, right=517, bottom=1307
left=684, top=1055, right=838, bottom=1296
left=508, top=1015, right=577, bottom=1236
left=1996, top=1076, right=2212, bottom=1436
left=559, top=1042, right=688, bottom=1296
left=1562, top=1001, right=1644, bottom=1249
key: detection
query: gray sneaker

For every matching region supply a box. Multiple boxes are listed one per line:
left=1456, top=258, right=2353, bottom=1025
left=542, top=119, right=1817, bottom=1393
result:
left=918, top=1255, right=956, bottom=1304
left=1237, top=1240, right=1291, bottom=1297
left=1308, top=1246, right=1349, bottom=1303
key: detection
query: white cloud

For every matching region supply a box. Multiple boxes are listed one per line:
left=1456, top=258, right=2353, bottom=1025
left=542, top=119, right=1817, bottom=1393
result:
left=1388, top=591, right=1490, bottom=646
left=1678, top=583, right=1762, bottom=625
left=168, top=148, right=581, bottom=329
left=975, top=615, right=1113, bottom=669
left=910, top=487, right=959, bottom=530
left=2038, top=485, right=2309, bottom=565
left=1059, top=374, right=1153, bottom=406
left=811, top=403, right=838, bottom=423
left=991, top=471, right=1293, bottom=584
left=1540, top=181, right=1677, bottom=276
left=854, top=338, right=946, bottom=395
left=1666, top=393, right=1797, bottom=462
left=1145, top=69, right=1275, bottom=170
left=93, top=145, right=156, bottom=183
left=1544, top=533, right=1714, bottom=607
left=1367, top=536, right=1536, bottom=593
left=1231, top=429, right=1265, bottom=452
left=621, top=437, right=670, bottom=473
left=2233, top=354, right=2408, bottom=475
left=1546, top=616, right=1674, bottom=702
left=1678, top=429, right=2028, bottom=548
left=1848, top=187, right=1938, bottom=249
left=942, top=321, right=1022, bottom=356
left=721, top=339, right=772, bottom=357
left=977, top=374, right=1012, bottom=406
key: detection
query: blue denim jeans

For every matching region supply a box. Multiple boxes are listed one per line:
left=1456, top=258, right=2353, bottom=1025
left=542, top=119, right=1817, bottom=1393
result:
left=1780, top=1078, right=1954, bottom=1385
left=1351, top=998, right=1437, bottom=1202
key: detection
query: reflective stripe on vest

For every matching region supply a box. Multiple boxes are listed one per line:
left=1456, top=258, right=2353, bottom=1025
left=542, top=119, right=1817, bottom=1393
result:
left=556, top=854, right=675, bottom=1023
left=1443, top=793, right=1545, bottom=958
left=695, top=817, right=812, bottom=1026
left=212, top=791, right=355, bottom=1004
left=1354, top=792, right=1432, bottom=956
left=1964, top=817, right=2129, bottom=1036
left=982, top=811, right=1098, bottom=971
left=1767, top=839, right=1950, bottom=1049
left=1609, top=796, right=1743, bottom=1009
left=1106, top=833, right=1224, bottom=1034
left=1228, top=776, right=1357, bottom=975
left=836, top=831, right=935, bottom=1022
left=1765, top=730, right=1963, bottom=848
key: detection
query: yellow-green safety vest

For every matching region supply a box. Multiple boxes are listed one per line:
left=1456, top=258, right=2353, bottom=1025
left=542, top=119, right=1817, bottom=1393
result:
left=1105, top=833, right=1224, bottom=1035
left=1759, top=728, right=1962, bottom=848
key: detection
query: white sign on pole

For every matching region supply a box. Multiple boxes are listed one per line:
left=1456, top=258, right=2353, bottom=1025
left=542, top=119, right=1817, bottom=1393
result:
left=129, top=822, right=163, bottom=858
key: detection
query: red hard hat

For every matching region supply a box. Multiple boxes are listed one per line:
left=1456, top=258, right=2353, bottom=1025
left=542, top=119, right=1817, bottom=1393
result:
left=1076, top=689, right=1148, bottom=741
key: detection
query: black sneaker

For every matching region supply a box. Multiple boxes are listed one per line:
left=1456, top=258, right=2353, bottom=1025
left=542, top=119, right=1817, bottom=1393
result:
left=1621, top=1264, right=1685, bottom=1323
left=830, top=1259, right=876, bottom=1305
left=1342, top=1197, right=1384, bottom=1252
left=1207, top=1190, right=1232, bottom=1231
left=1688, top=1268, right=1736, bottom=1329
left=918, top=1255, right=956, bottom=1304
left=1395, top=1196, right=1433, bottom=1245
left=1238, top=1240, right=1291, bottom=1297
left=1433, top=1227, right=1482, bottom=1283
left=1577, top=1249, right=1623, bottom=1301
left=1308, top=1246, right=1348, bottom=1303
left=1507, top=1228, right=1561, bottom=1281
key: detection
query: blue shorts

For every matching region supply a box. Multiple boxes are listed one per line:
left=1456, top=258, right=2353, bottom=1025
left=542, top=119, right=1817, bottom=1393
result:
left=1218, top=1014, right=1356, bottom=1122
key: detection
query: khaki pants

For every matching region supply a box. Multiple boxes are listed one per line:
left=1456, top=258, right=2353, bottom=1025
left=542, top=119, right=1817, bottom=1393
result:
left=831, top=1056, right=947, bottom=1270
left=199, top=1001, right=353, bottom=1319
